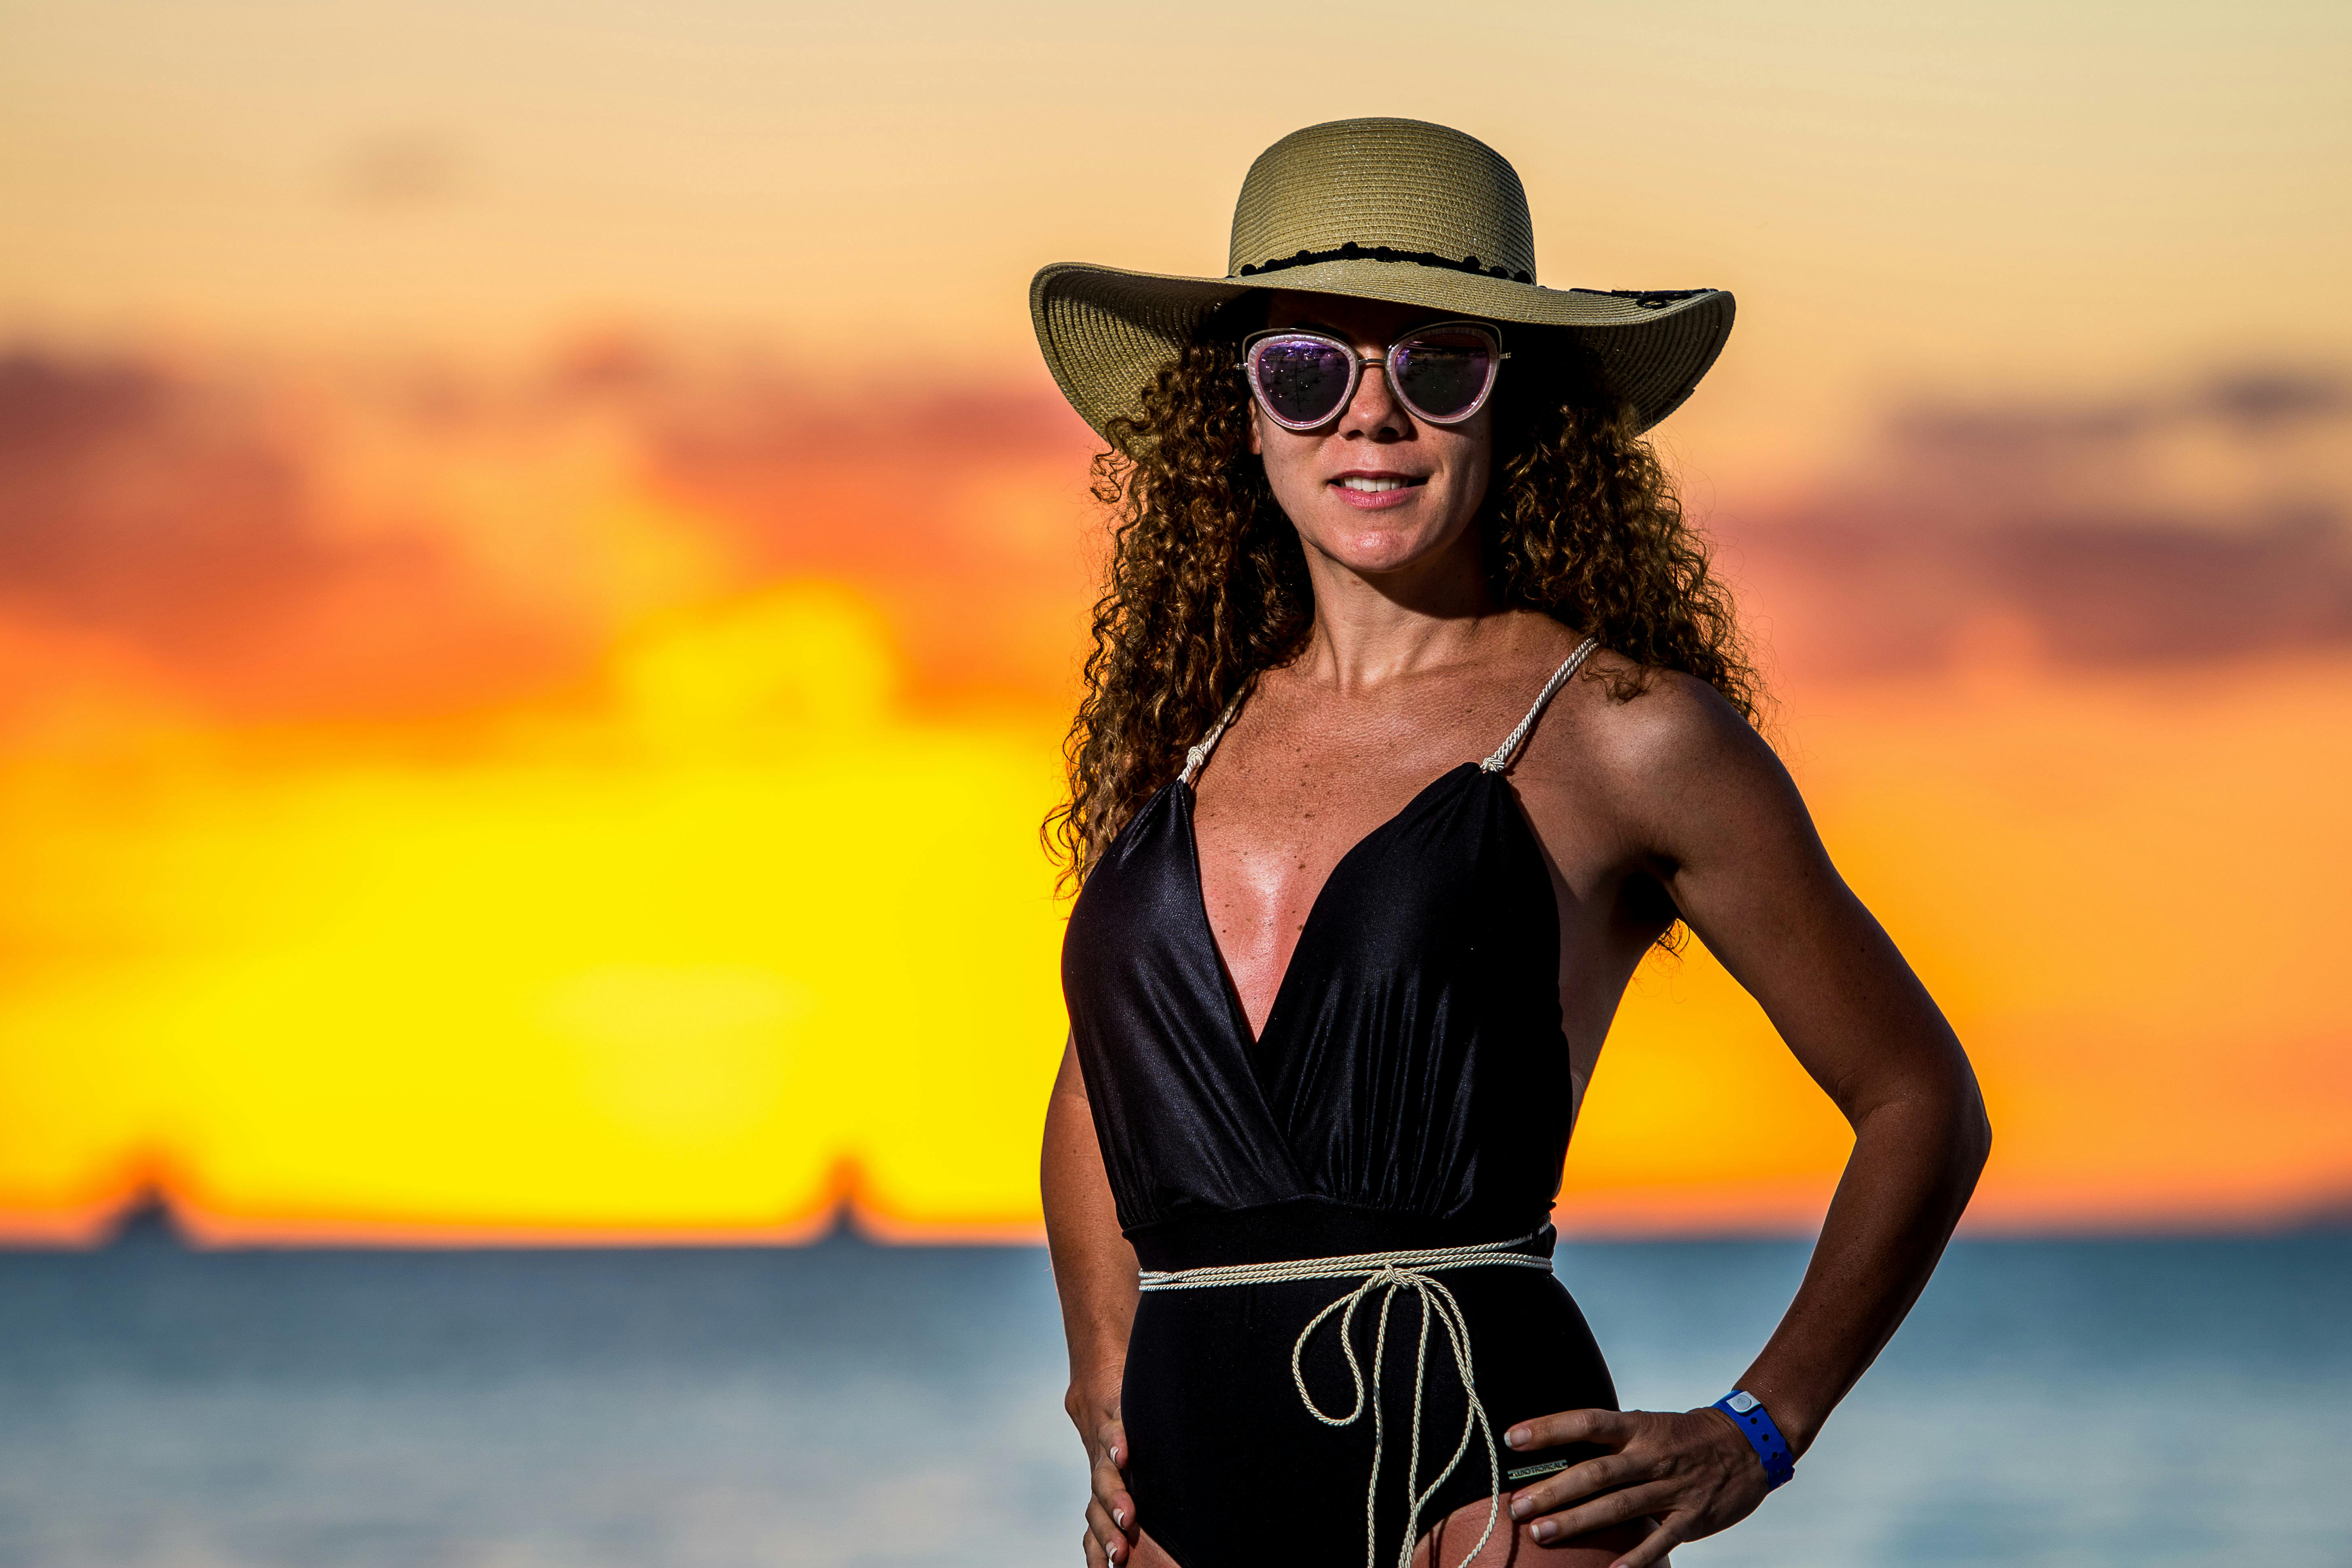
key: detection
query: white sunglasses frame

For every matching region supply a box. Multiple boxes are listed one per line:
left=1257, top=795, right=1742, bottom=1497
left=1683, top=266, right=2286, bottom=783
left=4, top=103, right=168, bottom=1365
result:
left=1240, top=320, right=1510, bottom=431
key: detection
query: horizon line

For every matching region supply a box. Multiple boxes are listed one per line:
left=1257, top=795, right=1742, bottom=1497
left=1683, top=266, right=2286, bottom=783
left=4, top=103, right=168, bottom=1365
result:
left=6, top=1188, right=2346, bottom=1253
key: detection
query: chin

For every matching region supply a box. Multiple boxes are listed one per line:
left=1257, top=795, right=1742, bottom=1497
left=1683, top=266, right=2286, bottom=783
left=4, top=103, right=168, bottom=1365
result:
left=1305, top=516, right=1454, bottom=574
left=1320, top=538, right=1442, bottom=577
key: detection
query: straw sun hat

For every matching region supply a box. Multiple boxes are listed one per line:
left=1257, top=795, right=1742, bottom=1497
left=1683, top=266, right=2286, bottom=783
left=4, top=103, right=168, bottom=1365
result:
left=1030, top=117, right=1733, bottom=440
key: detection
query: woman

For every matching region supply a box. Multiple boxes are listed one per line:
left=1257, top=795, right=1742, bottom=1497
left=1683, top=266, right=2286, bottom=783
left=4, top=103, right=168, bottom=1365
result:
left=1035, top=119, right=1989, bottom=1568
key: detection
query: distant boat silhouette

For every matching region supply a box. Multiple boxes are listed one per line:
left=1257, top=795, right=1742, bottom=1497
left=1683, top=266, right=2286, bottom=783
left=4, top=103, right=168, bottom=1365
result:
left=806, top=1191, right=881, bottom=1247
left=803, top=1156, right=882, bottom=1247
left=103, top=1186, right=192, bottom=1250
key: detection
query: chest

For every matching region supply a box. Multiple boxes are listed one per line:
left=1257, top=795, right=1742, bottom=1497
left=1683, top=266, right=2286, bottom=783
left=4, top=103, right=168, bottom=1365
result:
left=1189, top=713, right=1518, bottom=1037
left=1192, top=736, right=1463, bottom=906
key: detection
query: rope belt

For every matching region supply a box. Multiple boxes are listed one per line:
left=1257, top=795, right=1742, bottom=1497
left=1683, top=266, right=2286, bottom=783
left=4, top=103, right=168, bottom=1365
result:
left=1137, top=1232, right=1553, bottom=1568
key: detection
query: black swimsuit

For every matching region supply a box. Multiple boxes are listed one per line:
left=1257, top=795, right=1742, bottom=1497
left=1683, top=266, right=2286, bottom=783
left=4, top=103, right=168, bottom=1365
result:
left=1062, top=642, right=1620, bottom=1568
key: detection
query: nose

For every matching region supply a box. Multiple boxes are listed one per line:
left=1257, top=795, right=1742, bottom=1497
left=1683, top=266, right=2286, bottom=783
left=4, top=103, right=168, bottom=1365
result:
left=1339, top=351, right=1408, bottom=441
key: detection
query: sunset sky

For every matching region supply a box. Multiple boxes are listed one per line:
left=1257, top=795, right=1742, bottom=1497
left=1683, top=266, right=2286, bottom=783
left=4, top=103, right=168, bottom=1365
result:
left=2, top=0, right=2348, bottom=1241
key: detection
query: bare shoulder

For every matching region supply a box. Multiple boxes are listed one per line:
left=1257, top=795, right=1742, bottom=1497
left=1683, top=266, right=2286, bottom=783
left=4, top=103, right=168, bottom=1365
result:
left=1515, top=645, right=1794, bottom=860
left=1568, top=651, right=1763, bottom=775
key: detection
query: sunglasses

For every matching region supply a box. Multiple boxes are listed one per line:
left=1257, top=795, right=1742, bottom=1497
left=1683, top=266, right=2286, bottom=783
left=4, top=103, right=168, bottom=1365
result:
left=1242, top=320, right=1508, bottom=432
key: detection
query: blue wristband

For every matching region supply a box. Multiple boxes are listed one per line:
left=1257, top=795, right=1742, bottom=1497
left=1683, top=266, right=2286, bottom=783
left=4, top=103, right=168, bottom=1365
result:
left=1711, top=1390, right=1795, bottom=1490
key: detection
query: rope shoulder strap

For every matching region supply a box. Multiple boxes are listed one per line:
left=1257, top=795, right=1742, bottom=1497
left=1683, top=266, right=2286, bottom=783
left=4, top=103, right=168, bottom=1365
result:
left=1479, top=637, right=1600, bottom=774
left=1181, top=690, right=1247, bottom=787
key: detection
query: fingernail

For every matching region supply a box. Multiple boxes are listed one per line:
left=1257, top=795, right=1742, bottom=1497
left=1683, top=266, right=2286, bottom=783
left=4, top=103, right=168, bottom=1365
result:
left=1533, top=1521, right=1556, bottom=1543
left=1509, top=1497, right=1531, bottom=1521
left=1111, top=1446, right=1124, bottom=1465
left=1505, top=1426, right=1528, bottom=1448
left=1114, top=1509, right=1126, bottom=1528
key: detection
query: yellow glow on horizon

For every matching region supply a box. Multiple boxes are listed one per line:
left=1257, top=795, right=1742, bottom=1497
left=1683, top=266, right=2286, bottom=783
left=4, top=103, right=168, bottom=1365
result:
left=5, top=588, right=2349, bottom=1241
left=0, top=584, right=1071, bottom=1240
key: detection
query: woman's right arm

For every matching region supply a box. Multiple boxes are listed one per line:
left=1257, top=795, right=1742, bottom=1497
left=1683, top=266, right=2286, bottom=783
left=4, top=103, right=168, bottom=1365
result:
left=1042, top=1037, right=1141, bottom=1568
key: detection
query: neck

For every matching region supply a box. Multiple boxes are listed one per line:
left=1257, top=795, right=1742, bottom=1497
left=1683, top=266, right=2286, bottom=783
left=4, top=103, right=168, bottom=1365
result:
left=1293, top=523, right=1500, bottom=692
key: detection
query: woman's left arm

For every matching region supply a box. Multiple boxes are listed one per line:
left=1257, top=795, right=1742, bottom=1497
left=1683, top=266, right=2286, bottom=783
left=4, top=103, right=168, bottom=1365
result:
left=1507, top=674, right=1993, bottom=1565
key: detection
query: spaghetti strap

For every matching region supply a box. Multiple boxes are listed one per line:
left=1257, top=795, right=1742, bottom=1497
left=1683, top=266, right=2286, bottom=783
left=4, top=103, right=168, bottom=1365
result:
left=1479, top=636, right=1599, bottom=774
left=1181, top=690, right=1247, bottom=786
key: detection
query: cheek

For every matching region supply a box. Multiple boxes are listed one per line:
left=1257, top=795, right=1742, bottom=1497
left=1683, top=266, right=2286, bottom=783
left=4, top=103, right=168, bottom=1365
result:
left=1256, top=430, right=1326, bottom=502
left=1438, top=430, right=1494, bottom=507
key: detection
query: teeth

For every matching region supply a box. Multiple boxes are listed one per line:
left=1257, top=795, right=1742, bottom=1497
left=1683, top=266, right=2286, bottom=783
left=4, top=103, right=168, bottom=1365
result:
left=1338, top=476, right=1412, bottom=492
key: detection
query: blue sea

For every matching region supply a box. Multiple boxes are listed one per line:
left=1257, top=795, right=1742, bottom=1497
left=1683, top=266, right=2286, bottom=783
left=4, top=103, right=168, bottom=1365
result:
left=1, top=1227, right=2346, bottom=1567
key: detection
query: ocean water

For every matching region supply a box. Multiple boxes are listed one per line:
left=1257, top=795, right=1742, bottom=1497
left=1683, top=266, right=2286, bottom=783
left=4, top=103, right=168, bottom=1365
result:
left=0, top=1229, right=2345, bottom=1568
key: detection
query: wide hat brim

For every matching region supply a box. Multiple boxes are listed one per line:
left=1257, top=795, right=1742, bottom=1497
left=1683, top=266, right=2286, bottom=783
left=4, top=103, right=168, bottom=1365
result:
left=1031, top=256, right=1734, bottom=441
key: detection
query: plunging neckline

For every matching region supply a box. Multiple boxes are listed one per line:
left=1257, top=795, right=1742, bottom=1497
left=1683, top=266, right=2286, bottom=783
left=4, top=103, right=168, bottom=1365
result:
left=1181, top=762, right=1486, bottom=1051
left=1166, top=635, right=1597, bottom=1054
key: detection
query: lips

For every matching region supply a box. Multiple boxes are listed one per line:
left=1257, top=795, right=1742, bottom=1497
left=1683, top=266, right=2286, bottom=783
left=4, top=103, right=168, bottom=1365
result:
left=1327, top=470, right=1429, bottom=510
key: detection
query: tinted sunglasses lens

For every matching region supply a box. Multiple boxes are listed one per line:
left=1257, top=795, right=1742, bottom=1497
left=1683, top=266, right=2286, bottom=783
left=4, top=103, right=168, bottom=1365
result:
left=1394, top=329, right=1495, bottom=421
left=1251, top=336, right=1354, bottom=427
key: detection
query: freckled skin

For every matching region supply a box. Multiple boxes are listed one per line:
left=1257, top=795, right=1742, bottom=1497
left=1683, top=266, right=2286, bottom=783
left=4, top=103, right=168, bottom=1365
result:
left=1045, top=290, right=1990, bottom=1568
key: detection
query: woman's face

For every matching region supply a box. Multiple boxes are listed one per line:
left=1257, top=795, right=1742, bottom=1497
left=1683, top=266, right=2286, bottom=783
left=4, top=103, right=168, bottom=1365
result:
left=1247, top=290, right=1495, bottom=582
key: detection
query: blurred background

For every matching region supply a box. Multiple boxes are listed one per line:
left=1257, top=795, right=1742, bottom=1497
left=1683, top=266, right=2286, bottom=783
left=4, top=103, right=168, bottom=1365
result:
left=1, top=2, right=2348, bottom=1564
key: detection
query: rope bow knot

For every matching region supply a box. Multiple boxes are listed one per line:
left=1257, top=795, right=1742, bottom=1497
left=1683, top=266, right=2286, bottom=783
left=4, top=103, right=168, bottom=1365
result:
left=1138, top=1232, right=1552, bottom=1568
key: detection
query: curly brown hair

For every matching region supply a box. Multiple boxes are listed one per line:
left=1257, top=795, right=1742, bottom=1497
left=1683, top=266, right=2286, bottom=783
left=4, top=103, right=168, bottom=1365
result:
left=1044, top=309, right=1761, bottom=891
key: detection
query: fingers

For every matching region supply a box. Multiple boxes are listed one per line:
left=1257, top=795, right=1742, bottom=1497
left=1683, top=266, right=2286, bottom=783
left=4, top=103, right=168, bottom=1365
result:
left=1505, top=1407, right=1630, bottom=1453
left=1082, top=1523, right=1107, bottom=1568
left=1088, top=1416, right=1135, bottom=1565
left=1090, top=1444, right=1135, bottom=1516
left=1610, top=1516, right=1684, bottom=1568
left=1508, top=1454, right=1648, bottom=1521
left=1085, top=1497, right=1133, bottom=1565
left=1089, top=1457, right=1136, bottom=1541
left=1094, top=1416, right=1129, bottom=1471
left=1509, top=1407, right=1764, bottom=1559
left=1521, top=1481, right=1680, bottom=1547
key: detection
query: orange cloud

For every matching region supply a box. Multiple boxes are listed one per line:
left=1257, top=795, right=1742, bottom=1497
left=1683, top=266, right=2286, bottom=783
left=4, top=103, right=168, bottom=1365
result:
left=1724, top=368, right=2352, bottom=681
